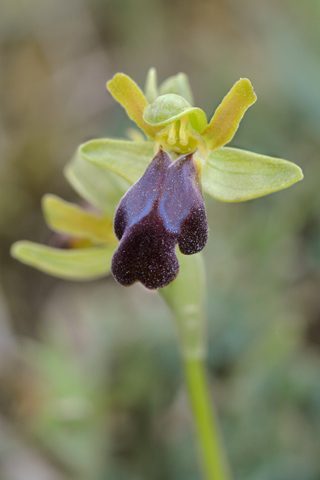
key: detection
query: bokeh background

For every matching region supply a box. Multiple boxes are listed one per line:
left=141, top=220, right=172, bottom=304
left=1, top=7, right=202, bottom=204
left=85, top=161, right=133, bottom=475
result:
left=1, top=1, right=320, bottom=479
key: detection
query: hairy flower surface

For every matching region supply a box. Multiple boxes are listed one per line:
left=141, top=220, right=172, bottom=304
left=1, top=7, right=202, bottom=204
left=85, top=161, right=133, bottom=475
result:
left=112, top=150, right=207, bottom=288
left=11, top=69, right=303, bottom=290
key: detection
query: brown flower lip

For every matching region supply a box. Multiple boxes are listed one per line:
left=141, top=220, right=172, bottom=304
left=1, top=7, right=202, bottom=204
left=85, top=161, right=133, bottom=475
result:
left=111, top=149, right=208, bottom=290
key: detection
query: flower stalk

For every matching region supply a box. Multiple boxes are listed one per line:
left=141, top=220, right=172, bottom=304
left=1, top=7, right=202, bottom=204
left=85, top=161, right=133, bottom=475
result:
left=161, top=252, right=230, bottom=480
left=184, top=356, right=231, bottom=480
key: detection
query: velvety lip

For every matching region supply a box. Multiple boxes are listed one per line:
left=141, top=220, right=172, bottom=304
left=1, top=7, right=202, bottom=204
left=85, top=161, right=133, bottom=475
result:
left=111, top=150, right=208, bottom=289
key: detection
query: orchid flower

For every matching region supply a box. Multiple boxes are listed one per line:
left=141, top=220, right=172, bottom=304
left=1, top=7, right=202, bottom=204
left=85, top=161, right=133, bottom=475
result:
left=12, top=69, right=303, bottom=290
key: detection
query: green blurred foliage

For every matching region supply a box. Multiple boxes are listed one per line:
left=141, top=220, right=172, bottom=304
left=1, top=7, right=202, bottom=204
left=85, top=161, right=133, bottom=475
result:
left=0, top=0, right=320, bottom=479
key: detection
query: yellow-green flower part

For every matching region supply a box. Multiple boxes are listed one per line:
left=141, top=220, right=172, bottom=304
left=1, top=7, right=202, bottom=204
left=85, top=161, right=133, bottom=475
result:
left=11, top=69, right=303, bottom=285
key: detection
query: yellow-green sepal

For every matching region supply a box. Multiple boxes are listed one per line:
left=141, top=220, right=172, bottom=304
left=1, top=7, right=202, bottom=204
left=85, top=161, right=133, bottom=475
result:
left=202, top=147, right=304, bottom=202
left=11, top=241, right=115, bottom=280
left=143, top=94, right=207, bottom=132
left=107, top=73, right=161, bottom=137
left=144, top=67, right=158, bottom=103
left=159, top=72, right=194, bottom=105
left=79, top=139, right=154, bottom=185
left=42, top=194, right=117, bottom=245
left=144, top=69, right=194, bottom=105
left=64, top=152, right=128, bottom=217
left=201, top=78, right=257, bottom=151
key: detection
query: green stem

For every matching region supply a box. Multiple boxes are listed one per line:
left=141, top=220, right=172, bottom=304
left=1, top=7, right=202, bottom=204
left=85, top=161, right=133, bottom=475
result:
left=183, top=356, right=231, bottom=480
left=160, top=253, right=231, bottom=480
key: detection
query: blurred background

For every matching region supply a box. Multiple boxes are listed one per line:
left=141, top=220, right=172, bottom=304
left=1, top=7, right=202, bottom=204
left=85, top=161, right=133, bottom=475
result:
left=1, top=0, right=320, bottom=479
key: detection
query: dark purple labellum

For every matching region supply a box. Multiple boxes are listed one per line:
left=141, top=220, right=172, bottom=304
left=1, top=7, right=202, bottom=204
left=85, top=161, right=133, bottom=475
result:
left=111, top=150, right=208, bottom=289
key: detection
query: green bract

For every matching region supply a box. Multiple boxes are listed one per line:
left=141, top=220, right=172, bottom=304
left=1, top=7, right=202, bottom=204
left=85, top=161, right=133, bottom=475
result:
left=11, top=68, right=303, bottom=289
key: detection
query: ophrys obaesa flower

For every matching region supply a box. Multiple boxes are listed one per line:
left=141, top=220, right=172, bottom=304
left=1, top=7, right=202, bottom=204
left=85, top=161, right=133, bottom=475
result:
left=11, top=68, right=303, bottom=290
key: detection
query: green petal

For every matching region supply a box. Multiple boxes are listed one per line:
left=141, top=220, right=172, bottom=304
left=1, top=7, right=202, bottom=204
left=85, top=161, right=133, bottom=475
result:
left=144, top=67, right=158, bottom=103
left=64, top=151, right=129, bottom=217
left=159, top=72, right=194, bottom=105
left=107, top=73, right=161, bottom=137
left=42, top=194, right=117, bottom=245
left=80, top=139, right=154, bottom=184
left=202, top=147, right=304, bottom=202
left=160, top=252, right=206, bottom=359
left=201, top=78, right=257, bottom=151
left=11, top=241, right=115, bottom=280
left=143, top=94, right=207, bottom=132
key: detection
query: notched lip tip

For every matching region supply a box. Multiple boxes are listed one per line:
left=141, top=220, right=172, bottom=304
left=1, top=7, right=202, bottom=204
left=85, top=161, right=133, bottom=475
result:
left=114, top=277, right=175, bottom=291
left=112, top=270, right=178, bottom=290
